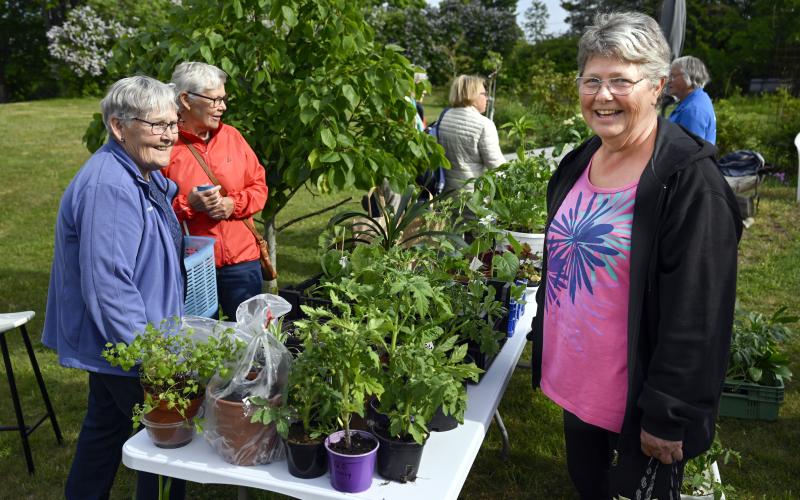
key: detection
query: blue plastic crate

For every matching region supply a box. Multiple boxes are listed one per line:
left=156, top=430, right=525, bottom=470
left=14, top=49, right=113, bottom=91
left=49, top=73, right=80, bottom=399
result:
left=183, top=236, right=218, bottom=318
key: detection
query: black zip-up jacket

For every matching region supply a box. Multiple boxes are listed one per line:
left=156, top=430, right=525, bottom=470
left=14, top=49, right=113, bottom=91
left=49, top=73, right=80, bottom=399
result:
left=530, top=118, right=743, bottom=458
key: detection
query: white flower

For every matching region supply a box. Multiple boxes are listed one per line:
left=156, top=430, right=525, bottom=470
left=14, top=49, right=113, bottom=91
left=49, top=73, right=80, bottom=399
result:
left=47, top=5, right=137, bottom=77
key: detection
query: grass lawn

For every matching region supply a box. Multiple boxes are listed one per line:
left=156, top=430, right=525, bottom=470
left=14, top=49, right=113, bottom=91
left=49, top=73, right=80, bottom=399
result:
left=0, top=98, right=797, bottom=499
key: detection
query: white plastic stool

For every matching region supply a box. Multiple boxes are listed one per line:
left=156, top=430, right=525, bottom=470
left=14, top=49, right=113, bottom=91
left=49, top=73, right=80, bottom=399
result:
left=0, top=311, right=63, bottom=474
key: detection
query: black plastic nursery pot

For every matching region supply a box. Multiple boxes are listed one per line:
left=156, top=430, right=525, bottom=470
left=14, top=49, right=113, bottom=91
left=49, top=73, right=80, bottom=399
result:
left=427, top=404, right=459, bottom=432
left=466, top=336, right=507, bottom=384
left=286, top=436, right=328, bottom=479
left=371, top=425, right=426, bottom=483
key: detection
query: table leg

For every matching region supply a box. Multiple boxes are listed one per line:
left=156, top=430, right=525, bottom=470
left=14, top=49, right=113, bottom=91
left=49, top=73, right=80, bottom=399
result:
left=238, top=485, right=249, bottom=500
left=494, top=410, right=510, bottom=460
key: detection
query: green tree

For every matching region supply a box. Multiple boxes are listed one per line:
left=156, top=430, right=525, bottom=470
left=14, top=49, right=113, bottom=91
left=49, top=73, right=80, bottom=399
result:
left=523, top=0, right=549, bottom=43
left=87, top=0, right=447, bottom=276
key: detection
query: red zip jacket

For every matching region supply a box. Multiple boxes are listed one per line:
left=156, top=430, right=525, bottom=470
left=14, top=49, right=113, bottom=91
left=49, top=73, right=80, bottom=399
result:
left=164, top=123, right=268, bottom=268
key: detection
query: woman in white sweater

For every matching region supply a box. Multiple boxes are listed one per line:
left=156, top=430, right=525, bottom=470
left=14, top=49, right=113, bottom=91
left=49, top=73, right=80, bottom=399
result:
left=437, top=75, right=506, bottom=192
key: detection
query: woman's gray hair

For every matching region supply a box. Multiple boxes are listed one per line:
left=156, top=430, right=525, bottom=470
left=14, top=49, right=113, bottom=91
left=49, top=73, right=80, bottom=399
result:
left=449, top=74, right=486, bottom=108
left=100, top=76, right=176, bottom=133
left=578, top=11, right=671, bottom=86
left=170, top=62, right=228, bottom=109
left=672, top=55, right=710, bottom=89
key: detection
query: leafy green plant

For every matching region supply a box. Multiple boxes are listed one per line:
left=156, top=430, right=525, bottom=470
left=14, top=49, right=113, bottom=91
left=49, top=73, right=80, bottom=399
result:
left=499, top=114, right=537, bottom=150
left=291, top=301, right=385, bottom=449
left=102, top=320, right=241, bottom=427
left=377, top=337, right=480, bottom=445
left=682, top=429, right=740, bottom=499
left=726, top=305, right=797, bottom=386
left=325, top=185, right=463, bottom=252
left=465, top=153, right=554, bottom=234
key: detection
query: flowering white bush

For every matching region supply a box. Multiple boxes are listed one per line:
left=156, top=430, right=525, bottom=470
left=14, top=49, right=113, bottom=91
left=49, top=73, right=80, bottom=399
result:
left=47, top=5, right=136, bottom=77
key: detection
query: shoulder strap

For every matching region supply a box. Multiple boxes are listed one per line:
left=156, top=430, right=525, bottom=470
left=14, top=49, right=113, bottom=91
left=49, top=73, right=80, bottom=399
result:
left=180, top=136, right=228, bottom=197
left=180, top=136, right=264, bottom=243
left=435, top=107, right=450, bottom=145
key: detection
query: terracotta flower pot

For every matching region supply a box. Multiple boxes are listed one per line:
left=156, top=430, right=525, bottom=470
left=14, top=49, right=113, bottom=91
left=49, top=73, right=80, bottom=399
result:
left=206, top=387, right=282, bottom=466
left=142, top=393, right=203, bottom=448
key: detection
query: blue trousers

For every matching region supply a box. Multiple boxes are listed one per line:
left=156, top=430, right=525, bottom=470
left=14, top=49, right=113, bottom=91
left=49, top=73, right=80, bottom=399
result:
left=65, top=372, right=186, bottom=500
left=216, top=259, right=263, bottom=321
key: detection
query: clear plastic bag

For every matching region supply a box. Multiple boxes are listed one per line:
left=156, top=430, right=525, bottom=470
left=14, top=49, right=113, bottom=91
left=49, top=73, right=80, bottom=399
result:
left=200, top=294, right=293, bottom=466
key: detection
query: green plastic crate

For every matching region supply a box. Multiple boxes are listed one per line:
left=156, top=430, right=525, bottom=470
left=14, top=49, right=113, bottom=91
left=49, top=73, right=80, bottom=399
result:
left=719, top=379, right=785, bottom=421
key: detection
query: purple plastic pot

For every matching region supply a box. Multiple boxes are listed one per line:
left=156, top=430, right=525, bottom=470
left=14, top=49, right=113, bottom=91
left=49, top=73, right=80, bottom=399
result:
left=324, top=430, right=378, bottom=493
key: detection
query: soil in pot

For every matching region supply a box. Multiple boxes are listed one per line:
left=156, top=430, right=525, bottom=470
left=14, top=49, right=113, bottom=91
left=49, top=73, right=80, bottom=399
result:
left=371, top=425, right=426, bottom=483
left=285, top=424, right=327, bottom=479
left=325, top=430, right=378, bottom=493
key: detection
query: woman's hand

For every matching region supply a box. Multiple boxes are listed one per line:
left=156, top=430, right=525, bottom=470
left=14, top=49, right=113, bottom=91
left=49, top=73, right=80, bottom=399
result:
left=188, top=185, right=222, bottom=212
left=640, top=429, right=683, bottom=464
left=208, top=197, right=234, bottom=220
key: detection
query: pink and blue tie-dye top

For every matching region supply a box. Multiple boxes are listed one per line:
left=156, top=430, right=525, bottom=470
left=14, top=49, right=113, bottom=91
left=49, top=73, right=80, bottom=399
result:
left=540, top=161, right=637, bottom=433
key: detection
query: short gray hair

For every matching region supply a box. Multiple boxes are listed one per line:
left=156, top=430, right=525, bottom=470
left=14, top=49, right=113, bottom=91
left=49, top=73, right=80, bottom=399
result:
left=100, top=76, right=176, bottom=133
left=578, top=12, right=671, bottom=86
left=672, top=56, right=710, bottom=89
left=170, top=62, right=228, bottom=109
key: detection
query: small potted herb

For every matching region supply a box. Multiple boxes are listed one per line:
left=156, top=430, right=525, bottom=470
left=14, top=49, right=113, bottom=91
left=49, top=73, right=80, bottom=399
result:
left=102, top=320, right=240, bottom=448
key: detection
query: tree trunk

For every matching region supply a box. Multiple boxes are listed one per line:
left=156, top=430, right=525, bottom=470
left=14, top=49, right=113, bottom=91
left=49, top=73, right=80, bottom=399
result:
left=264, top=216, right=277, bottom=292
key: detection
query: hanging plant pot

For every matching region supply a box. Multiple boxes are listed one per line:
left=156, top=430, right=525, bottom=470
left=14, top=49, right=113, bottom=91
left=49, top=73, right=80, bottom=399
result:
left=372, top=425, right=426, bottom=483
left=284, top=423, right=327, bottom=479
left=142, top=394, right=203, bottom=449
left=324, top=430, right=379, bottom=493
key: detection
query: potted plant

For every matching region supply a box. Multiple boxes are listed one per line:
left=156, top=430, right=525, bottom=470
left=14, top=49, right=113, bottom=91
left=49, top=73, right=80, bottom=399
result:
left=681, top=431, right=739, bottom=499
left=370, top=337, right=480, bottom=482
left=294, top=302, right=385, bottom=493
left=465, top=152, right=554, bottom=254
left=325, top=185, right=463, bottom=252
left=203, top=316, right=292, bottom=466
left=251, top=325, right=339, bottom=479
left=102, top=319, right=240, bottom=448
left=720, top=305, right=797, bottom=421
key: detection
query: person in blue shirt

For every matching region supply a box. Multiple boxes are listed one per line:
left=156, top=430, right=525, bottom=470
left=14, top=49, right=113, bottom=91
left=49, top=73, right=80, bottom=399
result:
left=43, top=76, right=186, bottom=500
left=667, top=56, right=717, bottom=144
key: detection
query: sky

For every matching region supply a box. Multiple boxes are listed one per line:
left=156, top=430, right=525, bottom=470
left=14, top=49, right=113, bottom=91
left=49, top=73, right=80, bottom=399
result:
left=425, top=0, right=570, bottom=36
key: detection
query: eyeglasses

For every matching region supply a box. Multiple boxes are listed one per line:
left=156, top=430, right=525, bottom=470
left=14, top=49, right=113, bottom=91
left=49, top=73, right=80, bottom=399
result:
left=133, top=117, right=179, bottom=135
left=575, top=77, right=645, bottom=96
left=187, top=91, right=228, bottom=107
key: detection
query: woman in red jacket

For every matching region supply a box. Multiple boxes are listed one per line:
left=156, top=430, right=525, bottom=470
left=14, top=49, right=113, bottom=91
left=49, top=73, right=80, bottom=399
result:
left=164, top=61, right=268, bottom=320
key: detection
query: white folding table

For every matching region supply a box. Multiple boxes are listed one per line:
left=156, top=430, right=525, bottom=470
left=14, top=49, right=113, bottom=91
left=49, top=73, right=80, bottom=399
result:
left=122, top=298, right=537, bottom=500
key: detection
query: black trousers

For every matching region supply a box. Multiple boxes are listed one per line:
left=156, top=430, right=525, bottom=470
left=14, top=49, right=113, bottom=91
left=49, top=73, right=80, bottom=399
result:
left=563, top=410, right=685, bottom=500
left=66, top=372, right=186, bottom=500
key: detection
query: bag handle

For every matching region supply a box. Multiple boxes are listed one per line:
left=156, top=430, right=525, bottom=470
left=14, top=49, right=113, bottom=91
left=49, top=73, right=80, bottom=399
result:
left=181, top=137, right=266, bottom=245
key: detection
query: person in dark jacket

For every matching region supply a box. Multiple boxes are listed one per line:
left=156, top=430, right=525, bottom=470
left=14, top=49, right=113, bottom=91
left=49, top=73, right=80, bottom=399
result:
left=529, top=12, right=742, bottom=499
